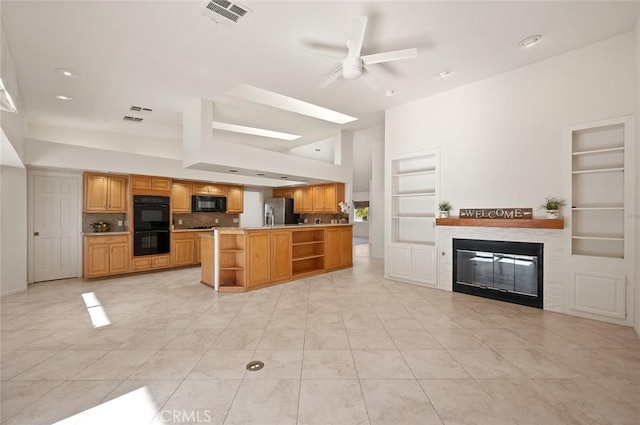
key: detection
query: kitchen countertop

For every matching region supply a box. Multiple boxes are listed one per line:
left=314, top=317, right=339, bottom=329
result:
left=82, top=231, right=131, bottom=236
left=218, top=223, right=353, bottom=231
left=172, top=228, right=218, bottom=233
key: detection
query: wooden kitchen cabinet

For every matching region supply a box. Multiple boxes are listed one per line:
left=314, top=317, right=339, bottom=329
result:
left=131, top=254, right=171, bottom=271
left=294, top=186, right=309, bottom=214
left=270, top=231, right=292, bottom=282
left=246, top=231, right=270, bottom=288
left=323, top=183, right=345, bottom=213
left=192, top=183, right=227, bottom=195
left=131, top=175, right=171, bottom=192
left=84, top=234, right=131, bottom=278
left=172, top=232, right=195, bottom=266
left=272, top=187, right=294, bottom=198
left=171, top=181, right=192, bottom=213
left=226, top=185, right=244, bottom=213
left=83, top=173, right=127, bottom=213
left=292, top=183, right=345, bottom=214
left=313, top=185, right=325, bottom=212
left=195, top=233, right=203, bottom=264
left=325, top=226, right=353, bottom=270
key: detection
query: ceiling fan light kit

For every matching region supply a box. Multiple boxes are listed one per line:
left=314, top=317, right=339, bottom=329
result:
left=300, top=16, right=418, bottom=90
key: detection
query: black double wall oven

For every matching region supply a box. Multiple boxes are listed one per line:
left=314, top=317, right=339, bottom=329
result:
left=133, top=195, right=170, bottom=256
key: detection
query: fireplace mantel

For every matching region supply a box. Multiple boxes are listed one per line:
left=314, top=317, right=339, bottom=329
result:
left=436, top=217, right=564, bottom=229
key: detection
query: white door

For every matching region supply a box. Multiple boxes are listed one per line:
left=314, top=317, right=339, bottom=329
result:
left=33, top=174, right=79, bottom=282
left=239, top=190, right=263, bottom=228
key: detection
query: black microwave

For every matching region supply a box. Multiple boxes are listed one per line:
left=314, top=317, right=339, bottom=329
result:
left=192, top=195, right=226, bottom=213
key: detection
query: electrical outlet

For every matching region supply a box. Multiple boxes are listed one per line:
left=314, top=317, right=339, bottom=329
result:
left=117, top=220, right=123, bottom=226
left=178, top=219, right=183, bottom=225
left=233, top=218, right=239, bottom=223
left=215, top=218, right=219, bottom=224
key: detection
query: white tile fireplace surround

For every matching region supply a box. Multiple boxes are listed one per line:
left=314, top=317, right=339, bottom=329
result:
left=438, top=227, right=564, bottom=313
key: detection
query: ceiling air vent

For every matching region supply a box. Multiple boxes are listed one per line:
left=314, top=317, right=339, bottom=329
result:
left=202, top=0, right=251, bottom=26
left=123, top=116, right=143, bottom=122
left=130, top=105, right=152, bottom=113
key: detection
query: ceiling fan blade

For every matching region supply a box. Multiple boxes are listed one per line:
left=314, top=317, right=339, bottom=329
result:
left=348, top=16, right=368, bottom=57
left=318, top=66, right=343, bottom=89
left=295, top=48, right=343, bottom=62
left=361, top=48, right=417, bottom=65
left=360, top=67, right=383, bottom=91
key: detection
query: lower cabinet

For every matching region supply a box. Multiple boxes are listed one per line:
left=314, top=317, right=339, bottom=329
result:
left=84, top=234, right=131, bottom=278
left=270, top=231, right=292, bottom=282
left=568, top=269, right=627, bottom=320
left=389, top=243, right=437, bottom=287
left=246, top=231, right=270, bottom=288
left=131, top=254, right=171, bottom=271
left=172, top=232, right=196, bottom=266
left=325, top=226, right=353, bottom=270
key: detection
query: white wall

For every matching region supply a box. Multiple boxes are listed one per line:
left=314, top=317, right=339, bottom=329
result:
left=1, top=165, right=27, bottom=295
left=370, top=141, right=385, bottom=259
left=387, top=33, right=635, bottom=213
left=635, top=16, right=640, bottom=337
left=352, top=190, right=369, bottom=238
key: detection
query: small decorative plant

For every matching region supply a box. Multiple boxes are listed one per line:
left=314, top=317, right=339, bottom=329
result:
left=338, top=201, right=351, bottom=223
left=541, top=197, right=566, bottom=219
left=92, top=221, right=110, bottom=232
left=438, top=201, right=452, bottom=212
left=438, top=201, right=452, bottom=218
left=541, top=197, right=566, bottom=211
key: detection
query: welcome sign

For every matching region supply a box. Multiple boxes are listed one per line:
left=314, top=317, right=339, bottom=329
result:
left=459, top=208, right=533, bottom=219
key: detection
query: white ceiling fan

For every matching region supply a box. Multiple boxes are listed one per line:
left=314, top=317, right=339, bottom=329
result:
left=299, top=16, right=418, bottom=90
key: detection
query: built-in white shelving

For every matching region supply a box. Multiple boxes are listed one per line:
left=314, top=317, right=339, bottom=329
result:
left=386, top=149, right=440, bottom=288
left=565, top=116, right=635, bottom=324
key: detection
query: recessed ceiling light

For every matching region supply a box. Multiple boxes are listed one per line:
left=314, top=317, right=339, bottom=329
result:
left=436, top=70, right=451, bottom=78
left=385, top=90, right=395, bottom=97
left=53, top=94, right=73, bottom=101
left=55, top=68, right=79, bottom=78
left=519, top=35, right=542, bottom=48
left=228, top=169, right=238, bottom=173
left=211, top=121, right=301, bottom=141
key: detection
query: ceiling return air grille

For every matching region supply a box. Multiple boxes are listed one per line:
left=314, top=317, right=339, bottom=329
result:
left=202, top=0, right=251, bottom=26
left=123, top=116, right=143, bottom=122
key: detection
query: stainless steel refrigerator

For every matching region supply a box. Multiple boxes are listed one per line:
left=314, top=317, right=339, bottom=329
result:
left=264, top=198, right=299, bottom=225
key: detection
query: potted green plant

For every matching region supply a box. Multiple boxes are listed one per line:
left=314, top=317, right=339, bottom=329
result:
left=541, top=197, right=566, bottom=219
left=438, top=201, right=452, bottom=218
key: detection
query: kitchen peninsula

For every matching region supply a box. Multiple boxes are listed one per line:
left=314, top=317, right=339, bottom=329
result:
left=201, top=223, right=353, bottom=292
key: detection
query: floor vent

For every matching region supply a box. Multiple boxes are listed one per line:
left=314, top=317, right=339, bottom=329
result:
left=202, top=0, right=251, bottom=26
left=123, top=116, right=143, bottom=122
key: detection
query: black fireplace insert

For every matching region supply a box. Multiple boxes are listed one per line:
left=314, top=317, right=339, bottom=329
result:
left=453, top=238, right=543, bottom=309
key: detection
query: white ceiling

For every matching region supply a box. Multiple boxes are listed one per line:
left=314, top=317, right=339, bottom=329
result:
left=2, top=1, right=639, bottom=161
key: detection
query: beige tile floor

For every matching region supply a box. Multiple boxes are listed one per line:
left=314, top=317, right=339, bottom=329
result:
left=1, top=244, right=639, bottom=424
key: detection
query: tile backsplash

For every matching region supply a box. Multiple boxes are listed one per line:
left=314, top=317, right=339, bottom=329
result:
left=173, top=212, right=239, bottom=229
left=83, top=213, right=127, bottom=233
left=300, top=213, right=345, bottom=224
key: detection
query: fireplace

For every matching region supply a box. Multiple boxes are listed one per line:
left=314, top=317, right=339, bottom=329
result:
left=453, top=239, right=543, bottom=308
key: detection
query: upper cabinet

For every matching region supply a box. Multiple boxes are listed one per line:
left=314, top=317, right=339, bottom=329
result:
left=193, top=183, right=227, bottom=196
left=293, top=183, right=345, bottom=214
left=272, top=187, right=294, bottom=199
left=226, top=185, right=244, bottom=213
left=171, top=181, right=192, bottom=213
left=131, top=175, right=171, bottom=193
left=83, top=173, right=127, bottom=213
left=322, top=183, right=344, bottom=213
